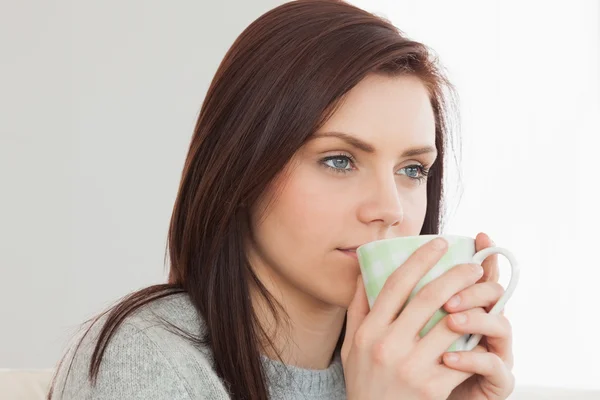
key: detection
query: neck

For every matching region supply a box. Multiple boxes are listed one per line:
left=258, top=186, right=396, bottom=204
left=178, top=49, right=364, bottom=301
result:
left=250, top=265, right=346, bottom=370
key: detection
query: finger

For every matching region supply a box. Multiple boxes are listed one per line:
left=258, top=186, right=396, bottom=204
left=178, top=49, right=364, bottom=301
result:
left=476, top=232, right=498, bottom=283
left=432, top=364, right=474, bottom=395
left=342, top=275, right=369, bottom=364
left=442, top=350, right=515, bottom=396
left=392, top=262, right=484, bottom=343
left=367, top=237, right=449, bottom=327
left=433, top=345, right=487, bottom=390
left=412, top=312, right=467, bottom=365
left=443, top=281, right=504, bottom=313
left=446, top=309, right=513, bottom=366
left=414, top=308, right=487, bottom=364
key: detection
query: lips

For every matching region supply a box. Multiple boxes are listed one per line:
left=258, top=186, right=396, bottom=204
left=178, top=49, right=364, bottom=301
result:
left=338, top=248, right=358, bottom=259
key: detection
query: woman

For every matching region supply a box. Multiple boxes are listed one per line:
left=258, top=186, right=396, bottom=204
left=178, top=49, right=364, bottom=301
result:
left=50, top=0, right=514, bottom=399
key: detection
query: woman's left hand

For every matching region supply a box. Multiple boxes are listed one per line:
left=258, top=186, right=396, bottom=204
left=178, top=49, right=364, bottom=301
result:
left=443, top=232, right=515, bottom=400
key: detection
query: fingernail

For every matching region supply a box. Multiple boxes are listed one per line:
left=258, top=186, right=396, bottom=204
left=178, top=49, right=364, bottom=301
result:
left=451, top=313, right=467, bottom=324
left=445, top=353, right=460, bottom=363
left=447, top=295, right=461, bottom=308
left=432, top=238, right=447, bottom=250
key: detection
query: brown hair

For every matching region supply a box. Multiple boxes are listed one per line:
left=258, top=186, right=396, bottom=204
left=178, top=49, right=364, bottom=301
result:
left=49, top=1, right=460, bottom=399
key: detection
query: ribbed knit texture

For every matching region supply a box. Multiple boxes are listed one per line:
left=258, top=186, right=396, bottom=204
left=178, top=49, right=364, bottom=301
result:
left=52, top=293, right=347, bottom=399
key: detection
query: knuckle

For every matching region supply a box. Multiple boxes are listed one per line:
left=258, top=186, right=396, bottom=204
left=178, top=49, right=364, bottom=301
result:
left=381, top=274, right=401, bottom=295
left=471, top=306, right=487, bottom=315
left=500, top=315, right=513, bottom=335
left=448, top=263, right=482, bottom=284
left=417, top=384, right=441, bottom=400
left=396, top=362, right=419, bottom=383
left=410, top=242, right=446, bottom=269
left=507, top=371, right=516, bottom=392
left=488, top=281, right=505, bottom=298
left=443, top=313, right=455, bottom=327
left=489, top=353, right=505, bottom=370
left=463, top=262, right=484, bottom=278
left=415, top=285, right=437, bottom=304
left=371, top=339, right=392, bottom=366
left=353, top=327, right=371, bottom=350
left=506, top=356, right=515, bottom=370
left=421, top=238, right=447, bottom=254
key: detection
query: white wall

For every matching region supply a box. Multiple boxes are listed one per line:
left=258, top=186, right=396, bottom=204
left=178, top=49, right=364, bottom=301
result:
left=350, top=0, right=600, bottom=391
left=0, top=0, right=285, bottom=368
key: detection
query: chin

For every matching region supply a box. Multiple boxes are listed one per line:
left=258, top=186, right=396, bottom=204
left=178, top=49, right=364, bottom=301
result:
left=287, top=252, right=362, bottom=308
left=313, top=275, right=358, bottom=309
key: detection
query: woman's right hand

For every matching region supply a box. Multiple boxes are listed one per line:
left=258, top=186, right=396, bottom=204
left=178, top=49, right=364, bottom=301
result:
left=341, top=237, right=484, bottom=400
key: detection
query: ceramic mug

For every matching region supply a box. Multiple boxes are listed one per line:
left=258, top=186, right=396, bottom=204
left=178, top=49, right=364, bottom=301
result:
left=357, top=234, right=520, bottom=352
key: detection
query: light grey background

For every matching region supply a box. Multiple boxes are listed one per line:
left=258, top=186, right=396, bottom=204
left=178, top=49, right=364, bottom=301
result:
left=0, top=0, right=285, bottom=368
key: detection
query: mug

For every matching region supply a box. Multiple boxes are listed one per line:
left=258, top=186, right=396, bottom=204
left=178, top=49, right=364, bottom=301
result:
left=356, top=234, right=520, bottom=352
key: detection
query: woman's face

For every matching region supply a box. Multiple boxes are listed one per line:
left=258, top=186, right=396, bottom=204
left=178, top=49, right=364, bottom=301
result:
left=248, top=74, right=438, bottom=309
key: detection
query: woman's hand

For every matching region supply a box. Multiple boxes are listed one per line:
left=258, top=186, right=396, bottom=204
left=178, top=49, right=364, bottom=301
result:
left=341, top=237, right=482, bottom=400
left=443, top=233, right=515, bottom=400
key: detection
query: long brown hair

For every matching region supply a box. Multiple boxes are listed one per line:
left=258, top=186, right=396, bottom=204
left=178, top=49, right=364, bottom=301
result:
left=49, top=1, right=460, bottom=399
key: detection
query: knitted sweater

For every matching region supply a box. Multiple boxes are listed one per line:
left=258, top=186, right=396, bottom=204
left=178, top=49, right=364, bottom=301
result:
left=51, top=292, right=347, bottom=399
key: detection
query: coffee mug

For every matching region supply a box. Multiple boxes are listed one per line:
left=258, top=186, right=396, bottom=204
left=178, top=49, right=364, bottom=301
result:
left=356, top=234, right=519, bottom=352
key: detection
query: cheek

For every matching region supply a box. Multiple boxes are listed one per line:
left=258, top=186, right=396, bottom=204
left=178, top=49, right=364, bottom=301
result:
left=262, top=171, right=341, bottom=253
left=248, top=167, right=357, bottom=306
left=408, top=188, right=429, bottom=224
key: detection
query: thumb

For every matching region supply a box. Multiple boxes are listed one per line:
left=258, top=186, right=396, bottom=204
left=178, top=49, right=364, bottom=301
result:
left=341, top=275, right=370, bottom=364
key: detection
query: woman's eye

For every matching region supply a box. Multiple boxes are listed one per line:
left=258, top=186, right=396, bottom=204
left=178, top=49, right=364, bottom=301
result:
left=397, top=165, right=430, bottom=184
left=403, top=166, right=420, bottom=178
left=323, top=156, right=353, bottom=171
left=320, top=154, right=430, bottom=182
left=321, top=155, right=354, bottom=173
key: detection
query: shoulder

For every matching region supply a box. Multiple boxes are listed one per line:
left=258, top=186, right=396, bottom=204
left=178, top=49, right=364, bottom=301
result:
left=52, top=292, right=230, bottom=400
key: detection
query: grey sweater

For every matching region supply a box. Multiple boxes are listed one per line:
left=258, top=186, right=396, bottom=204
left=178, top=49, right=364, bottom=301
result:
left=52, top=293, right=347, bottom=399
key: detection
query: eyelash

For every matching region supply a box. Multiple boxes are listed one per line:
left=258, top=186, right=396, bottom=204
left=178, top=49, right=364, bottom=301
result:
left=320, top=153, right=431, bottom=184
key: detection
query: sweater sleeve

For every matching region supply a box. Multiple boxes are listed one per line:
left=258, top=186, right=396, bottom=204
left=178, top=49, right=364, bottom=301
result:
left=52, top=321, right=224, bottom=400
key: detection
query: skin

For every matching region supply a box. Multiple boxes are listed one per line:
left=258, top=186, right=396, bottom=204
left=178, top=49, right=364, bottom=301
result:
left=246, top=73, right=514, bottom=398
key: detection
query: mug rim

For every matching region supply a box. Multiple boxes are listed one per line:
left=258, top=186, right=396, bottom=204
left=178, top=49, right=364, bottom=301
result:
left=357, top=234, right=475, bottom=252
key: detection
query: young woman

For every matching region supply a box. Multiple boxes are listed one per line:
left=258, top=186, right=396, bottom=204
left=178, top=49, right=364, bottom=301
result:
left=50, top=1, right=514, bottom=399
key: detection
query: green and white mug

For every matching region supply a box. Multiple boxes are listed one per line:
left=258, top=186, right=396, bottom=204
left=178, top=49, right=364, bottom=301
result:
left=356, top=234, right=520, bottom=352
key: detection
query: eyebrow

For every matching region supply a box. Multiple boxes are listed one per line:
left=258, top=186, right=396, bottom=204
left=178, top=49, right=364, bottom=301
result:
left=311, top=131, right=437, bottom=158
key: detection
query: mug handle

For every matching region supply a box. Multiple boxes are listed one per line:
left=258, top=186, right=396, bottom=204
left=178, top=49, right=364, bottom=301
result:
left=464, top=246, right=520, bottom=351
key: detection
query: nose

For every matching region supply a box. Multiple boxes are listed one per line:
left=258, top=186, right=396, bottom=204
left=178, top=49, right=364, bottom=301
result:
left=357, top=175, right=404, bottom=228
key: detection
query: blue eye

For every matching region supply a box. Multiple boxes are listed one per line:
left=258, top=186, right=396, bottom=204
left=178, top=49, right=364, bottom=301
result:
left=322, top=155, right=354, bottom=173
left=401, top=166, right=422, bottom=179
left=397, top=165, right=430, bottom=184
left=320, top=153, right=431, bottom=184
